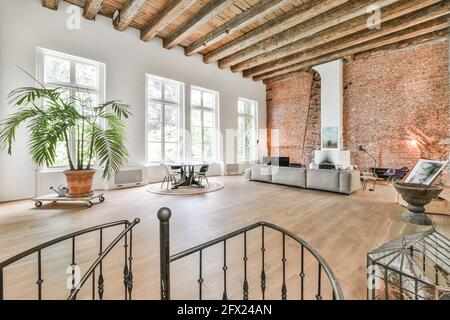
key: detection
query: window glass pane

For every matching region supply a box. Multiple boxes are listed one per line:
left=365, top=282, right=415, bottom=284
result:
left=164, top=123, right=177, bottom=143
left=76, top=63, right=97, bottom=87
left=204, top=143, right=212, bottom=161
left=148, top=142, right=162, bottom=162
left=52, top=141, right=69, bottom=167
left=148, top=79, right=162, bottom=100
left=203, top=128, right=213, bottom=146
left=44, top=56, right=70, bottom=83
left=191, top=89, right=201, bottom=106
left=164, top=83, right=178, bottom=102
left=191, top=109, right=201, bottom=127
left=191, top=127, right=202, bottom=145
left=165, top=143, right=178, bottom=162
left=76, top=91, right=97, bottom=115
left=245, top=102, right=255, bottom=116
left=203, top=91, right=214, bottom=108
left=165, top=105, right=177, bottom=124
left=148, top=103, right=162, bottom=122
left=203, top=110, right=213, bottom=128
left=192, top=144, right=202, bottom=160
left=148, top=122, right=161, bottom=142
left=238, top=100, right=245, bottom=114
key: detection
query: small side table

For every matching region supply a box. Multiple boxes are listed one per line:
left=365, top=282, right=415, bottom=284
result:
left=33, top=193, right=105, bottom=208
left=361, top=175, right=378, bottom=191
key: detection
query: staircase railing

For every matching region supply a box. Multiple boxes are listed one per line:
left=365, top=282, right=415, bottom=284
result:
left=0, top=218, right=140, bottom=300
left=157, top=207, right=344, bottom=300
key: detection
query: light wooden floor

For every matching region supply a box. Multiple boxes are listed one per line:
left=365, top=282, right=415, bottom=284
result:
left=0, top=176, right=449, bottom=300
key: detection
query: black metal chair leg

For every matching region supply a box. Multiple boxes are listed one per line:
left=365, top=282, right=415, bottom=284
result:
left=161, top=176, right=166, bottom=189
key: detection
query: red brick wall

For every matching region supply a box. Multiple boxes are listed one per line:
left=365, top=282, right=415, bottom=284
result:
left=266, top=71, right=321, bottom=164
left=266, top=38, right=449, bottom=180
left=343, top=38, right=449, bottom=177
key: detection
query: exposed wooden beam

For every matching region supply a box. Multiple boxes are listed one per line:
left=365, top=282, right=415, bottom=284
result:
left=113, top=0, right=146, bottom=31
left=42, top=0, right=58, bottom=10
left=245, top=2, right=448, bottom=78
left=233, top=0, right=441, bottom=73
left=140, top=0, right=197, bottom=42
left=256, top=18, right=448, bottom=82
left=163, top=0, right=235, bottom=49
left=83, top=0, right=103, bottom=20
left=203, top=0, right=350, bottom=64
left=185, top=0, right=291, bottom=56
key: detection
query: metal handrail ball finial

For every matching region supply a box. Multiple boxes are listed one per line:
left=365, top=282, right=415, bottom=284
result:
left=157, top=207, right=172, bottom=222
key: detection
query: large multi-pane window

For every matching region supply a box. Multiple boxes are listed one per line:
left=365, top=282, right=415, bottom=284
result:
left=37, top=48, right=104, bottom=168
left=238, top=98, right=258, bottom=161
left=146, top=75, right=182, bottom=163
left=191, top=87, right=217, bottom=162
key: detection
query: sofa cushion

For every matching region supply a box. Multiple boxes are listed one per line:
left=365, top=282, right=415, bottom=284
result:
left=339, top=169, right=361, bottom=194
left=250, top=165, right=272, bottom=182
left=306, top=169, right=340, bottom=193
left=272, top=166, right=306, bottom=188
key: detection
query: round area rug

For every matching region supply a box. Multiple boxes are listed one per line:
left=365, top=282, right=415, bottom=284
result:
left=147, top=181, right=224, bottom=195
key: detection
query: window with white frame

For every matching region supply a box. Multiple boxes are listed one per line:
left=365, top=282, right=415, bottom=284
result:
left=146, top=75, right=183, bottom=163
left=191, top=86, right=217, bottom=162
left=238, top=98, right=258, bottom=161
left=36, top=48, right=105, bottom=168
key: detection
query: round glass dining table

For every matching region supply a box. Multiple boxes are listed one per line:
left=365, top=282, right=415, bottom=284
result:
left=168, top=162, right=208, bottom=189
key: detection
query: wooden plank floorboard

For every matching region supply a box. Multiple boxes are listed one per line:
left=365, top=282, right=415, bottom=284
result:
left=0, top=176, right=449, bottom=300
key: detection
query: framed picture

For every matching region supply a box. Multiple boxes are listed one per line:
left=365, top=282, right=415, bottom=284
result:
left=322, top=126, right=338, bottom=149
left=404, top=159, right=448, bottom=185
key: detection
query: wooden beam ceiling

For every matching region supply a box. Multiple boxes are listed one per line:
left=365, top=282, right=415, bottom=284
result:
left=83, top=0, right=103, bottom=20
left=140, top=0, right=197, bottom=42
left=233, top=0, right=442, bottom=73
left=113, top=0, right=147, bottom=31
left=42, top=0, right=58, bottom=10
left=244, top=1, right=448, bottom=78
left=203, top=0, right=350, bottom=64
left=257, top=17, right=449, bottom=82
left=41, top=0, right=448, bottom=84
left=184, top=0, right=291, bottom=56
left=163, top=0, right=235, bottom=49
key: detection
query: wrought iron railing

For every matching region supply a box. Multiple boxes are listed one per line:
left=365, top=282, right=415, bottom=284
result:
left=0, top=218, right=140, bottom=300
left=157, top=207, right=344, bottom=300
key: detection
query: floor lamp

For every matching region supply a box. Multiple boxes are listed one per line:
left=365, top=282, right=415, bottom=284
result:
left=357, top=146, right=378, bottom=191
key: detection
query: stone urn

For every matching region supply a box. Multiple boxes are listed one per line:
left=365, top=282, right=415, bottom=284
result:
left=394, top=182, right=443, bottom=225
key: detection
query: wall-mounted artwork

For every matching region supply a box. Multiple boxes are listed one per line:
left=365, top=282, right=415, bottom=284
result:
left=404, top=159, right=448, bottom=185
left=322, top=126, right=338, bottom=149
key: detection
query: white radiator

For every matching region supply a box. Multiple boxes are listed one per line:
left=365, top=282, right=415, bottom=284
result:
left=224, top=163, right=242, bottom=176
left=109, top=166, right=145, bottom=189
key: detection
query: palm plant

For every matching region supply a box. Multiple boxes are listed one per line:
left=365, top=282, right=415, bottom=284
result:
left=0, top=73, right=131, bottom=180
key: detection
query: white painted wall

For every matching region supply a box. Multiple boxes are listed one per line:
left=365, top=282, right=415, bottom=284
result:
left=313, top=59, right=351, bottom=168
left=0, top=0, right=266, bottom=202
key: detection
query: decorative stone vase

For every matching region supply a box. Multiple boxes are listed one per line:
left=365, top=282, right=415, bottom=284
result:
left=394, top=182, right=443, bottom=226
left=64, top=170, right=96, bottom=198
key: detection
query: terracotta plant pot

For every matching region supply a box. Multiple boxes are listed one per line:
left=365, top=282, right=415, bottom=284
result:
left=64, top=170, right=96, bottom=198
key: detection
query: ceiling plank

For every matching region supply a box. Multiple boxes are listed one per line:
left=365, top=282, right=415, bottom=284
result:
left=256, top=18, right=448, bottom=82
left=83, top=0, right=103, bottom=20
left=163, top=0, right=235, bottom=49
left=245, top=2, right=448, bottom=78
left=185, top=0, right=291, bottom=56
left=42, top=0, right=58, bottom=10
left=140, top=0, right=197, bottom=42
left=233, top=0, right=440, bottom=73
left=113, top=0, right=147, bottom=31
left=203, top=0, right=350, bottom=64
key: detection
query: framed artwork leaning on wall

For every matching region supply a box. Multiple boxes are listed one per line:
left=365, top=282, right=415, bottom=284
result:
left=404, top=159, right=448, bottom=185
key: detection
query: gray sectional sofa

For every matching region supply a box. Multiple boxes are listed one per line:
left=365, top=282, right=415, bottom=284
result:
left=245, top=165, right=360, bottom=195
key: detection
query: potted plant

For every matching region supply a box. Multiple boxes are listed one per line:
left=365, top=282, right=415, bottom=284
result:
left=0, top=73, right=131, bottom=197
